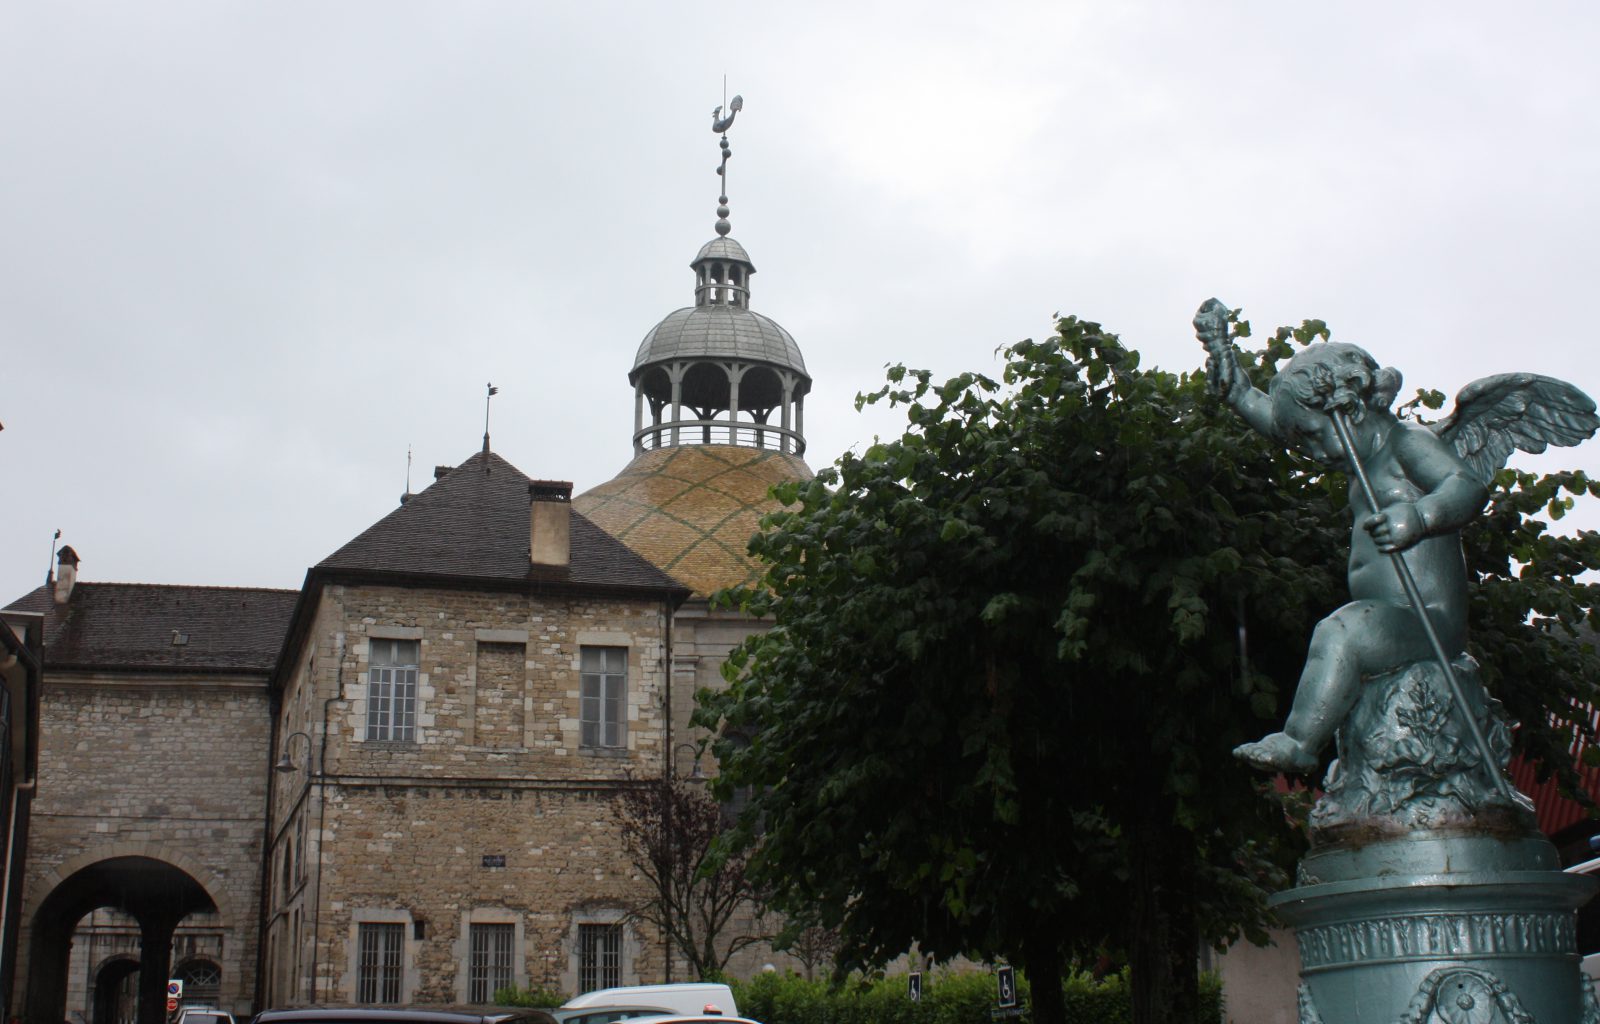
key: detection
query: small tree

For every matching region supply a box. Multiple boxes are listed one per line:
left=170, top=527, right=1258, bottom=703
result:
left=773, top=920, right=842, bottom=982
left=614, top=774, right=771, bottom=980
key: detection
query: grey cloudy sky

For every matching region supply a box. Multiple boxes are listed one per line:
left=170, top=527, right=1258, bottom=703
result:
left=5, top=2, right=1599, bottom=602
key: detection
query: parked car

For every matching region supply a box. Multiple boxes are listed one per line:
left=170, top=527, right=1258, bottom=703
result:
left=559, top=984, right=737, bottom=1019
left=176, top=1008, right=236, bottom=1024
left=251, top=1008, right=555, bottom=1024
left=598, top=1015, right=762, bottom=1024
left=545, top=1007, right=675, bottom=1024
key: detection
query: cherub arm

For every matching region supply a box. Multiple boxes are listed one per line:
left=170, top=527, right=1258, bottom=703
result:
left=1362, top=425, right=1489, bottom=553
left=1194, top=301, right=1276, bottom=439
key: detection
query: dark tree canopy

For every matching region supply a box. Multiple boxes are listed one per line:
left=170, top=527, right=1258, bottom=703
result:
left=697, top=314, right=1600, bottom=1024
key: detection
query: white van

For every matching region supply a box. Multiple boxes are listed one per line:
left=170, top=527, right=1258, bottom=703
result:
left=560, top=984, right=738, bottom=1019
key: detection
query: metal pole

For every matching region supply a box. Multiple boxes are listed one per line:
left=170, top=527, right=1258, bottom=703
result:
left=1327, top=410, right=1517, bottom=803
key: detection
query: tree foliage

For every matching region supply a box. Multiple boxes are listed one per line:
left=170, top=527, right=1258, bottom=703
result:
left=613, top=774, right=771, bottom=980
left=696, top=313, right=1600, bottom=1024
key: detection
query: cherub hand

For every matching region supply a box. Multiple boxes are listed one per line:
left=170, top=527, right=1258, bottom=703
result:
left=1193, top=301, right=1247, bottom=403
left=1363, top=503, right=1425, bottom=552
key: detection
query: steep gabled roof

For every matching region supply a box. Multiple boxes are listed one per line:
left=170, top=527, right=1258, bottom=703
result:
left=315, top=450, right=687, bottom=594
left=5, top=583, right=298, bottom=674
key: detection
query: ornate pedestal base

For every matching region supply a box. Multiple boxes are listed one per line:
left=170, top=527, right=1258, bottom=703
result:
left=1272, top=834, right=1598, bottom=1023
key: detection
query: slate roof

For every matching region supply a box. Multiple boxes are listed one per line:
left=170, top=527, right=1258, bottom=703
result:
left=573, top=444, right=813, bottom=598
left=316, top=450, right=688, bottom=595
left=5, top=583, right=298, bottom=674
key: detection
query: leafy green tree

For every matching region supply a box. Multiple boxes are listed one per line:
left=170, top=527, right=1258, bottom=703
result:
left=697, top=314, right=1600, bottom=1024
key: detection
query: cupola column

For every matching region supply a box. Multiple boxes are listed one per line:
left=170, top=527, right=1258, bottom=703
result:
left=634, top=381, right=646, bottom=454
left=780, top=379, right=794, bottom=454
left=670, top=364, right=685, bottom=447
left=727, top=363, right=743, bottom=444
left=794, top=390, right=805, bottom=454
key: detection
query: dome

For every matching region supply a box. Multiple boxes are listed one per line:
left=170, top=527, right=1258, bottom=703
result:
left=694, top=237, right=753, bottom=266
left=631, top=305, right=808, bottom=378
left=573, top=445, right=813, bottom=598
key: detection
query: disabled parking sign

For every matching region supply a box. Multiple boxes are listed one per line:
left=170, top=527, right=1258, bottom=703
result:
left=996, top=965, right=1017, bottom=1009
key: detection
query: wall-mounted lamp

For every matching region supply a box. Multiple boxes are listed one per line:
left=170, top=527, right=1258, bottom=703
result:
left=274, top=730, right=315, bottom=776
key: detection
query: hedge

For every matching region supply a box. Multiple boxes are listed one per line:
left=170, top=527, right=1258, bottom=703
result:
left=731, top=968, right=1223, bottom=1024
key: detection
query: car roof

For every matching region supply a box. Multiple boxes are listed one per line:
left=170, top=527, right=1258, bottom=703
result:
left=605, top=1016, right=759, bottom=1024
left=253, top=1009, right=554, bottom=1024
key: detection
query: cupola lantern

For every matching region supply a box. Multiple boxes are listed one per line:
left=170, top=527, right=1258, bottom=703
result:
left=628, top=94, right=811, bottom=456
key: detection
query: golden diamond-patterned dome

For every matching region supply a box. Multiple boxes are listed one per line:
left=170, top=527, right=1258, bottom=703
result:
left=573, top=445, right=812, bottom=598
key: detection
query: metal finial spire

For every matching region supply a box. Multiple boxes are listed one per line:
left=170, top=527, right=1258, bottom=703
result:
left=711, top=92, right=743, bottom=237
left=482, top=383, right=499, bottom=455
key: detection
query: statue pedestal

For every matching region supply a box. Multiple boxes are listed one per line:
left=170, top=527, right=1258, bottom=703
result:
left=1271, top=833, right=1598, bottom=1023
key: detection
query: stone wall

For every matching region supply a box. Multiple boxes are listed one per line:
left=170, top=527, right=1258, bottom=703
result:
left=19, top=674, right=271, bottom=1019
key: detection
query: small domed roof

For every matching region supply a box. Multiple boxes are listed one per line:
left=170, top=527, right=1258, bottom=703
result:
left=573, top=445, right=813, bottom=598
left=694, top=237, right=753, bottom=266
left=631, top=305, right=808, bottom=378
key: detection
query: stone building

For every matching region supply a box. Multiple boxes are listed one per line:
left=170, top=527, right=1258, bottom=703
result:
left=9, top=108, right=819, bottom=1023
left=0, top=598, right=44, bottom=1018
left=6, top=568, right=297, bottom=1024
left=260, top=456, right=688, bottom=1007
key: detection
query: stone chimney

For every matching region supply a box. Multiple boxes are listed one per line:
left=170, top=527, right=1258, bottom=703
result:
left=53, top=545, right=80, bottom=605
left=528, top=481, right=572, bottom=569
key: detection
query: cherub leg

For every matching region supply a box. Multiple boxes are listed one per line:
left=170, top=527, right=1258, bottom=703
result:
left=1235, top=601, right=1440, bottom=773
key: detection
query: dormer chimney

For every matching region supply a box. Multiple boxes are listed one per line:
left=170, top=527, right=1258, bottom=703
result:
left=54, top=546, right=80, bottom=605
left=529, top=481, right=572, bottom=569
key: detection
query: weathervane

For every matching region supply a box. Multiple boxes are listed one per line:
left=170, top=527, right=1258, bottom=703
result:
left=482, top=382, right=499, bottom=456
left=711, top=88, right=743, bottom=237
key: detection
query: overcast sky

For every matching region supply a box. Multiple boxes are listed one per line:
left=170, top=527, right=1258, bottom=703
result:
left=4, top=2, right=1599, bottom=601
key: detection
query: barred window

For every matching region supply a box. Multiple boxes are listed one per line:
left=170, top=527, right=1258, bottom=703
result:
left=579, top=647, right=626, bottom=748
left=367, top=639, right=419, bottom=742
left=577, top=923, right=621, bottom=992
left=468, top=923, right=514, bottom=1003
left=356, top=922, right=403, bottom=1003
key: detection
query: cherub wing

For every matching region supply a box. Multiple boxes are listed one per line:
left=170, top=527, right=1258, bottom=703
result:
left=1433, top=373, right=1600, bottom=485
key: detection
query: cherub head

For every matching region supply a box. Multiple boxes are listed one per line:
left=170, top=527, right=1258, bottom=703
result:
left=1268, top=343, right=1402, bottom=464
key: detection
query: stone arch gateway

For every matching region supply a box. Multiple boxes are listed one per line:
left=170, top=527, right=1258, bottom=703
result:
left=26, top=857, right=218, bottom=1024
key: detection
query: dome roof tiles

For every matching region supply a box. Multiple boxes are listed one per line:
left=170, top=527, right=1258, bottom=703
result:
left=573, top=445, right=813, bottom=598
left=694, top=237, right=753, bottom=265
left=632, top=306, right=808, bottom=377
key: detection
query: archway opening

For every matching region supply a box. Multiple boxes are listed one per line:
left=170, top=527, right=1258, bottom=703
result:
left=91, top=956, right=137, bottom=1024
left=28, top=857, right=218, bottom=1024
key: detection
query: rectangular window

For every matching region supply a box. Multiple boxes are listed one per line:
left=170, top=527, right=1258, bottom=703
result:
left=580, top=647, right=626, bottom=748
left=468, top=923, right=515, bottom=1003
left=577, top=923, right=621, bottom=992
left=356, top=922, right=403, bottom=1003
left=367, top=639, right=419, bottom=742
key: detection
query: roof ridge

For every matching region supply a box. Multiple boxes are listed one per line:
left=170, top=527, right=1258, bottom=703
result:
left=53, top=581, right=299, bottom=595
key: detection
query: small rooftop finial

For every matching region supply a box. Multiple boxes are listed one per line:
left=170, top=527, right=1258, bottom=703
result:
left=482, top=383, right=499, bottom=456
left=711, top=90, right=743, bottom=237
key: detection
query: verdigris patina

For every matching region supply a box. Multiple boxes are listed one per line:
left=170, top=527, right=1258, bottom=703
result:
left=1194, top=298, right=1600, bottom=1023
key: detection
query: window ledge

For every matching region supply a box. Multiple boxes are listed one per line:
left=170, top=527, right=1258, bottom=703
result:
left=578, top=746, right=631, bottom=759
